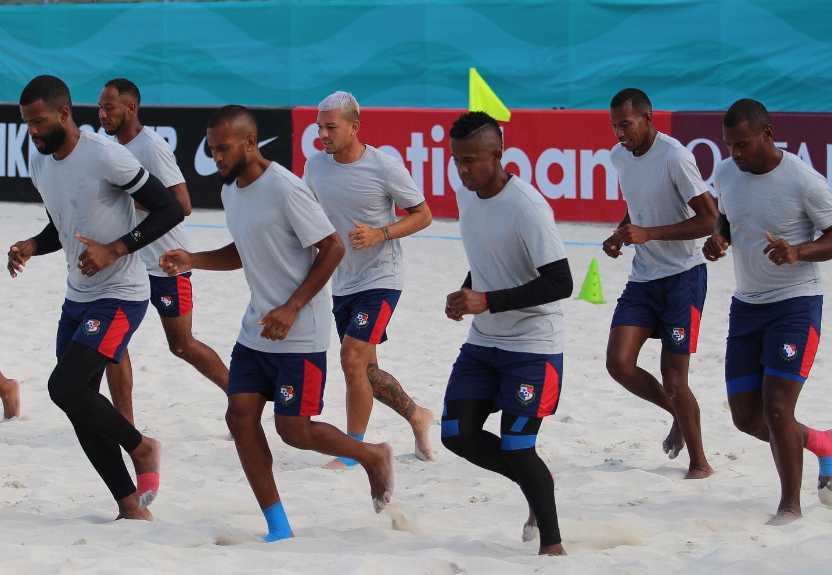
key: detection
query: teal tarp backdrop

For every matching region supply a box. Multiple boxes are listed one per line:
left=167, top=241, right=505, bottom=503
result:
left=1, top=0, right=829, bottom=110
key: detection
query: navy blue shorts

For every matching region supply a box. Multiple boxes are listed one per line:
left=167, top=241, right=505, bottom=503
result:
left=725, top=295, right=821, bottom=394
left=332, top=289, right=400, bottom=344
left=228, top=343, right=327, bottom=416
left=611, top=263, right=707, bottom=354
left=56, top=298, right=148, bottom=362
left=149, top=272, right=193, bottom=318
left=444, top=343, right=564, bottom=418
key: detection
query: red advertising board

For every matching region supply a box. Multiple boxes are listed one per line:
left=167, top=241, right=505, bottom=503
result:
left=292, top=107, right=671, bottom=222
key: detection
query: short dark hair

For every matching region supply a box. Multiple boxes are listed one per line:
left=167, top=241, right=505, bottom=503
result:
left=449, top=111, right=502, bottom=142
left=105, top=78, right=141, bottom=104
left=723, top=98, right=771, bottom=130
left=19, top=75, right=72, bottom=108
left=610, top=88, right=652, bottom=112
left=208, top=105, right=257, bottom=130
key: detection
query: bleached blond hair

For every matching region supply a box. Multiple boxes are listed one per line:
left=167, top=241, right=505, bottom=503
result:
left=318, top=91, right=360, bottom=121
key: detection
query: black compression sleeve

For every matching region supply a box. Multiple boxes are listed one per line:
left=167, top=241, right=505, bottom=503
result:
left=119, top=173, right=184, bottom=253
left=462, top=271, right=472, bottom=289
left=32, top=210, right=61, bottom=255
left=485, top=258, right=573, bottom=313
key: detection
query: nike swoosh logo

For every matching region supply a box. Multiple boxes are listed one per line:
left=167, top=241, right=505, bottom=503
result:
left=193, top=136, right=279, bottom=176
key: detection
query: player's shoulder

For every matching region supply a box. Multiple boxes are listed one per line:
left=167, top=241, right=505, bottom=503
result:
left=610, top=142, right=627, bottom=165
left=510, top=176, right=553, bottom=213
left=713, top=157, right=738, bottom=185
left=82, top=130, right=137, bottom=168
left=304, top=150, right=330, bottom=171
left=657, top=132, right=694, bottom=162
left=266, top=161, right=311, bottom=194
left=366, top=145, right=406, bottom=171
left=783, top=151, right=827, bottom=187
left=136, top=127, right=172, bottom=152
left=82, top=129, right=117, bottom=150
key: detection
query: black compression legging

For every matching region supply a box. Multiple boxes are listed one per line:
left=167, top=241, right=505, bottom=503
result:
left=441, top=399, right=561, bottom=546
left=48, top=342, right=143, bottom=501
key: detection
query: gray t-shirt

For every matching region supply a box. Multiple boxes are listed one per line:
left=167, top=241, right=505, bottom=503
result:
left=30, top=130, right=150, bottom=303
left=714, top=152, right=832, bottom=304
left=303, top=145, right=425, bottom=296
left=126, top=127, right=190, bottom=277
left=222, top=162, right=336, bottom=353
left=457, top=175, right=568, bottom=355
left=611, top=132, right=708, bottom=282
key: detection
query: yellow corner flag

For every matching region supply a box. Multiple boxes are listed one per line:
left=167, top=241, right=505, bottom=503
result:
left=468, top=67, right=511, bottom=122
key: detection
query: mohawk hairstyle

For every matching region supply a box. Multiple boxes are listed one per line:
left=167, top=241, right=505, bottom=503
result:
left=724, top=98, right=771, bottom=130
left=19, top=75, right=72, bottom=108
left=105, top=78, right=141, bottom=105
left=207, top=105, right=258, bottom=133
left=610, top=88, right=651, bottom=112
left=449, top=111, right=502, bottom=142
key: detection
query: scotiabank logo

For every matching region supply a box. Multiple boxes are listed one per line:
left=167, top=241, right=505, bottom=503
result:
left=293, top=108, right=646, bottom=221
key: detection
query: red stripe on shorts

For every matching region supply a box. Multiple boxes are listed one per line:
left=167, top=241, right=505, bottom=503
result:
left=299, top=359, right=324, bottom=416
left=98, top=308, right=130, bottom=359
left=177, top=275, right=193, bottom=316
left=800, top=325, right=820, bottom=379
left=369, top=300, right=393, bottom=345
left=689, top=305, right=702, bottom=353
left=536, top=361, right=561, bottom=418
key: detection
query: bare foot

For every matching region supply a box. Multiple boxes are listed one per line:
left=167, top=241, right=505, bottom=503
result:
left=410, top=406, right=435, bottom=461
left=0, top=378, right=21, bottom=419
left=130, top=437, right=162, bottom=507
left=766, top=509, right=801, bottom=526
left=322, top=458, right=356, bottom=470
left=685, top=464, right=714, bottom=479
left=116, top=494, right=154, bottom=521
left=363, top=442, right=394, bottom=513
left=522, top=507, right=539, bottom=542
left=539, top=543, right=567, bottom=556
left=662, top=420, right=685, bottom=460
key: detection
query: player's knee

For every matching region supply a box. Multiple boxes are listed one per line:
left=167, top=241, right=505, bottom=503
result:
left=731, top=409, right=761, bottom=435
left=168, top=336, right=195, bottom=360
left=440, top=426, right=476, bottom=456
left=763, top=400, right=792, bottom=430
left=340, top=345, right=368, bottom=378
left=225, top=404, right=255, bottom=436
left=47, top=368, right=71, bottom=411
left=606, top=353, right=634, bottom=381
left=275, top=417, right=310, bottom=448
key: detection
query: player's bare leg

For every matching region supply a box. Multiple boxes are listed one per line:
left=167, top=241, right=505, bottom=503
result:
left=368, top=359, right=434, bottom=461
left=324, top=335, right=375, bottom=469
left=162, top=313, right=229, bottom=392
left=607, top=326, right=681, bottom=456
left=105, top=350, right=135, bottom=425
left=226, top=394, right=280, bottom=507
left=0, top=370, right=21, bottom=419
left=277, top=415, right=394, bottom=510
left=763, top=376, right=804, bottom=523
left=660, top=349, right=713, bottom=478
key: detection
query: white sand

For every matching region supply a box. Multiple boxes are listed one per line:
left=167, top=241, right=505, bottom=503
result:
left=1, top=202, right=831, bottom=574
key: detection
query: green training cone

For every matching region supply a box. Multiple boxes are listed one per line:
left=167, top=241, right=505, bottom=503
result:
left=577, top=258, right=605, bottom=304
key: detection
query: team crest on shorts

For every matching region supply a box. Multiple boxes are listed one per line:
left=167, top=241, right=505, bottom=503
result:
left=279, top=385, right=296, bottom=405
left=782, top=343, right=798, bottom=361
left=354, top=312, right=369, bottom=328
left=517, top=383, right=536, bottom=406
left=160, top=296, right=173, bottom=308
left=84, top=319, right=101, bottom=335
left=671, top=327, right=687, bottom=344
